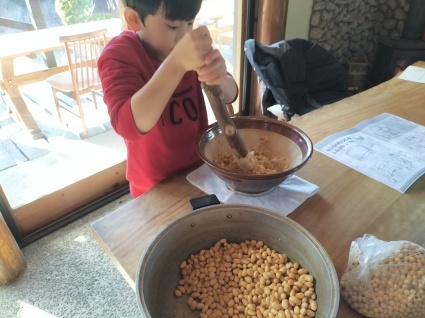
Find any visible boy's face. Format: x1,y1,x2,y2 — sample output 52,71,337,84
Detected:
139,9,195,60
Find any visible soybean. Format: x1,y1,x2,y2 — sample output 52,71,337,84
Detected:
341,241,425,318
175,239,318,318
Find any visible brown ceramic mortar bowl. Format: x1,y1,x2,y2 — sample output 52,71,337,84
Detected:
196,116,313,196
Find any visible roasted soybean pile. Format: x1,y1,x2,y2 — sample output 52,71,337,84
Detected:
175,239,318,318
213,136,290,175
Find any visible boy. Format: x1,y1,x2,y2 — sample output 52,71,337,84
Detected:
98,0,238,198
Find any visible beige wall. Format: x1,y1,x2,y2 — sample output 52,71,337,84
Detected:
285,0,313,40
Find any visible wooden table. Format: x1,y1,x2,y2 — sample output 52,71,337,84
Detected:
0,18,122,139
91,61,425,317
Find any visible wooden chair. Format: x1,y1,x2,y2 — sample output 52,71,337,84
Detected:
46,29,107,137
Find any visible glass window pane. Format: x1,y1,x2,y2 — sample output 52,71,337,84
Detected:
0,3,125,233
196,0,241,121
0,0,242,235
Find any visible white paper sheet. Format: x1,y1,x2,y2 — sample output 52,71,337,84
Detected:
186,164,319,216
398,66,425,84
315,113,425,193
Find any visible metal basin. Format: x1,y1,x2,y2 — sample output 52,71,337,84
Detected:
136,204,339,317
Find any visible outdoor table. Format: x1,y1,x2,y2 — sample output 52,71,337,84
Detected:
0,18,122,139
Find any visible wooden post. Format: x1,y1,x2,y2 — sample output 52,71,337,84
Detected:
117,0,129,30
0,186,27,285
25,0,57,68
0,214,27,285
250,0,289,116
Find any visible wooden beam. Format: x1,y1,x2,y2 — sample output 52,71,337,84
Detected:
13,65,69,86
25,0,47,29
12,161,128,236
0,18,35,31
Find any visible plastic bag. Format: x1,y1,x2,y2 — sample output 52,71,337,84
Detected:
340,234,425,318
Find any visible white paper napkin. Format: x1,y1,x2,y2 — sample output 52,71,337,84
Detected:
186,164,319,216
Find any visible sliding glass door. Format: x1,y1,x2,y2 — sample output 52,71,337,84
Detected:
0,0,246,245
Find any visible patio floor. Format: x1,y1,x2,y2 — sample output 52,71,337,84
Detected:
0,80,219,209
0,81,127,209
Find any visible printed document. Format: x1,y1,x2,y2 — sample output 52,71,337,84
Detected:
315,113,425,192
398,65,425,84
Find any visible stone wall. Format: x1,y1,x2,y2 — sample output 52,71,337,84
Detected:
308,0,412,65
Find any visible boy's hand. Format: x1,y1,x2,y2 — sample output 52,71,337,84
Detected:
172,26,213,72
197,49,228,85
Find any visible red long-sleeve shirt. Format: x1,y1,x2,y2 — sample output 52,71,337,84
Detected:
98,30,208,197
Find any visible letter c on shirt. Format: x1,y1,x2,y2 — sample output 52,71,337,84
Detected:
169,98,198,125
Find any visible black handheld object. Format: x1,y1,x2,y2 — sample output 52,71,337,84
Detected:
189,194,221,211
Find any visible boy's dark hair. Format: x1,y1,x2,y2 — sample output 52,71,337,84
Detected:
125,0,203,24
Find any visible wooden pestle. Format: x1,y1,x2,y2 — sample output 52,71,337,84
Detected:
202,83,249,158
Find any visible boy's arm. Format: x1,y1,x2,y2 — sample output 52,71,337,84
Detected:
220,74,238,105
130,26,213,133
198,49,238,104
130,57,186,133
